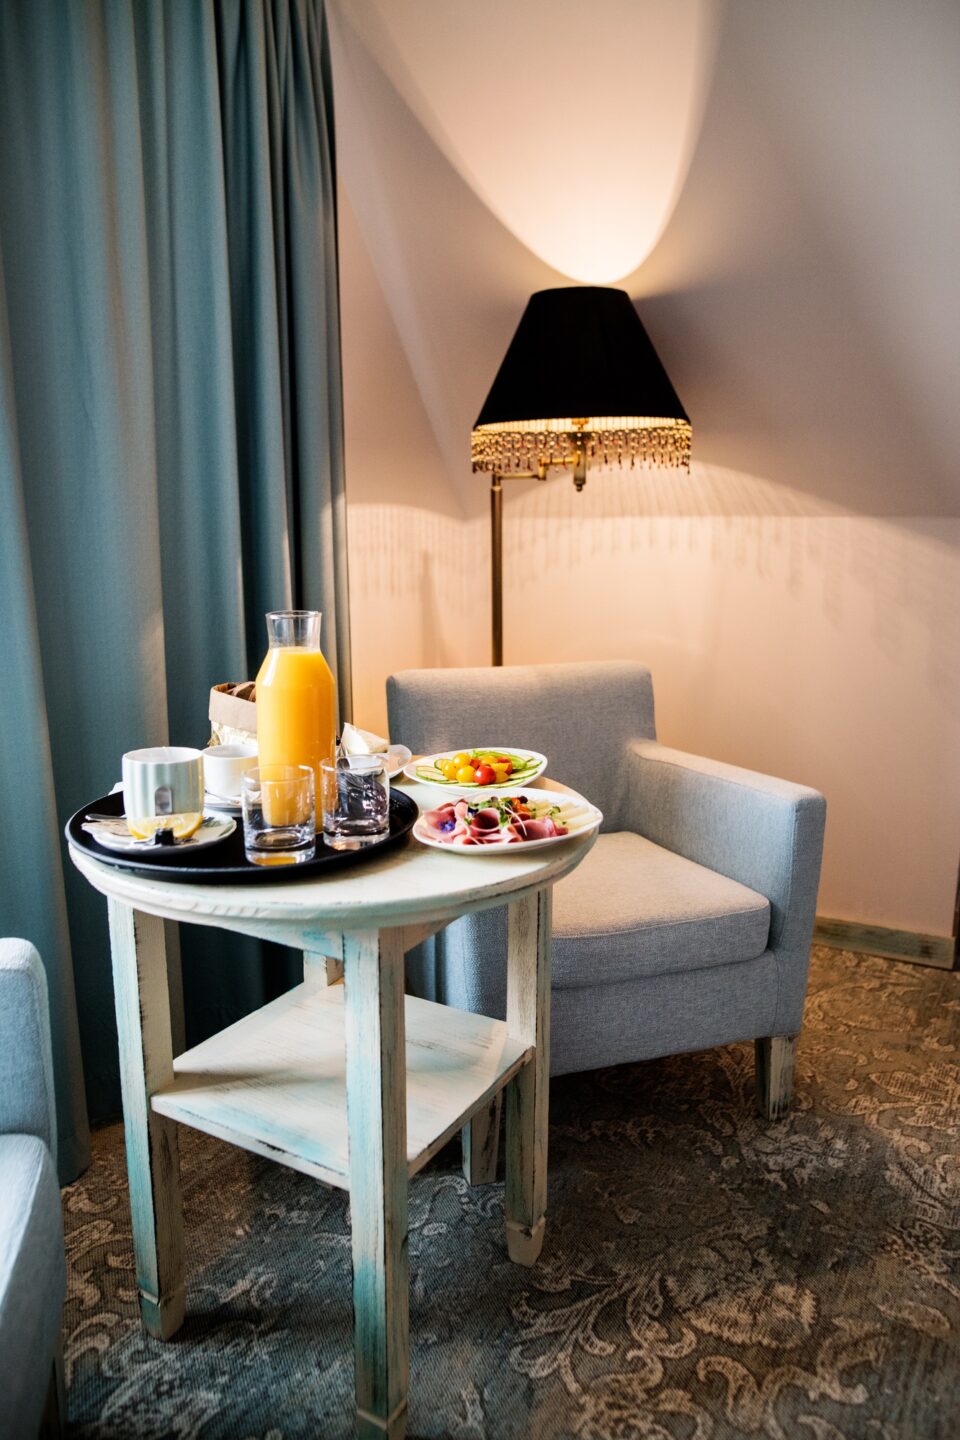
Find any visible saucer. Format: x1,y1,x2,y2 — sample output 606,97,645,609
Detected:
204,790,242,815
82,814,236,854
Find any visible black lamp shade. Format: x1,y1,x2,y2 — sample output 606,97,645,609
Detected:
474,286,688,429
471,287,690,474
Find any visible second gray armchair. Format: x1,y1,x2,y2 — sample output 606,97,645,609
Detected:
387,661,826,1174
0,938,67,1438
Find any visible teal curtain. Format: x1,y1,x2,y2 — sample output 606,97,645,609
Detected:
0,0,352,1180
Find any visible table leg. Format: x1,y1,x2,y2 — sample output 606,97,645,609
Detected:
504,887,551,1266
344,928,409,1440
462,1092,502,1184
106,900,186,1338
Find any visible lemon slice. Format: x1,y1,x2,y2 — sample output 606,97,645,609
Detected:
126,812,204,841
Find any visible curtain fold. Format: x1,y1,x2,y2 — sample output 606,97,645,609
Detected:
0,240,91,1184
0,0,350,1176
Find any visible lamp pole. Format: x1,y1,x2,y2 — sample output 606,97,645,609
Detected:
488,447,582,667
491,474,503,666
490,468,546,667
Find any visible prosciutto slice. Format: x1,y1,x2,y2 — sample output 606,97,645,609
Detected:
507,816,566,842
468,808,504,843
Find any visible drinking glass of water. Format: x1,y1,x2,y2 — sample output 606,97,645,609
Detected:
321,756,390,850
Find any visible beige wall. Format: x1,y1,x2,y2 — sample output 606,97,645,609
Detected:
333,0,960,937
338,191,473,730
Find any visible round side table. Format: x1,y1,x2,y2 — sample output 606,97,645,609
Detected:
70,778,596,1439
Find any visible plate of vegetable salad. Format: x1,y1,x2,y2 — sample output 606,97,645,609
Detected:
405,747,547,790
413,789,602,853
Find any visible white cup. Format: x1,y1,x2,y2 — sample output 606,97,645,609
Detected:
203,744,258,801
122,747,205,823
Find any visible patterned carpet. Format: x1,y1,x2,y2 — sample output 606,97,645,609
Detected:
63,948,960,1439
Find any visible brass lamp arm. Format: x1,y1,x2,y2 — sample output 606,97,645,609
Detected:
494,452,586,487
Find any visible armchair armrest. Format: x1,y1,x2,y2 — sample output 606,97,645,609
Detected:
0,939,57,1159
625,741,826,958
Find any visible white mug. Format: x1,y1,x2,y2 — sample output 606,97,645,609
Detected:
203,744,258,802
122,747,205,822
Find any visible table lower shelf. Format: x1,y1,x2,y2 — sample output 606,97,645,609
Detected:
152,980,530,1190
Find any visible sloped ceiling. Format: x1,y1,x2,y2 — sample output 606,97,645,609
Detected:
330,0,960,519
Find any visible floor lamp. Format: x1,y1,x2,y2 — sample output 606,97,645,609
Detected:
471,286,692,665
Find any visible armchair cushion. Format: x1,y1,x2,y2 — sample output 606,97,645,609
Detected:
0,1134,66,1436
552,833,770,989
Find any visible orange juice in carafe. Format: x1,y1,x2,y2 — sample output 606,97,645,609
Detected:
256,611,336,829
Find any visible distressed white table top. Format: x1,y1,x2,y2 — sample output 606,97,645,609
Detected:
69,777,597,935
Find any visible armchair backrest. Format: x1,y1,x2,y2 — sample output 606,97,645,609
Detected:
386,660,656,826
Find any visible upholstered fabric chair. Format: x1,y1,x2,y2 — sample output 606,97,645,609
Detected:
0,939,66,1437
387,662,826,1178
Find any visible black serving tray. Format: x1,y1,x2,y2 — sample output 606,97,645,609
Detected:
66,789,418,884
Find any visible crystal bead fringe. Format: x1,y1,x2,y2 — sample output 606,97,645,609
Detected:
471,423,692,474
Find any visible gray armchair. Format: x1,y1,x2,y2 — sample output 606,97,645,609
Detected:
0,939,66,1438
387,662,825,1173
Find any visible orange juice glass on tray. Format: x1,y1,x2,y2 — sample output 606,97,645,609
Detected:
255,610,336,829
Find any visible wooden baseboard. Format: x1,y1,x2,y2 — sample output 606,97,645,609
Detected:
814,917,956,971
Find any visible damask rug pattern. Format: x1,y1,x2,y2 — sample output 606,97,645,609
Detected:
64,948,960,1438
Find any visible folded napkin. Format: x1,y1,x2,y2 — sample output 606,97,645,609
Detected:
340,722,390,757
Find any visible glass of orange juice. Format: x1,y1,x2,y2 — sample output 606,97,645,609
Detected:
241,764,315,865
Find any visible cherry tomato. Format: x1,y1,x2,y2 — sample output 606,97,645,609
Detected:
495,756,513,776
440,759,458,780
475,763,496,785
452,752,472,769
456,765,477,784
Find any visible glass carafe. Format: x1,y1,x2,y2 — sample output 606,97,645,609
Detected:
255,610,337,830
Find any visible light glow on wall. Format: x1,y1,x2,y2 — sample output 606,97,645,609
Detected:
340,0,717,284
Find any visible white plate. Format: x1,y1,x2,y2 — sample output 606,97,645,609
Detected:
412,787,601,854
383,744,413,779
404,747,548,791
81,814,236,854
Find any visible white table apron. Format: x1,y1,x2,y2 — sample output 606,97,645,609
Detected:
69,778,596,1440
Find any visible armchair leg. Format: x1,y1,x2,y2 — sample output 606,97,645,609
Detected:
755,1035,797,1120
39,1338,65,1437
462,1093,502,1185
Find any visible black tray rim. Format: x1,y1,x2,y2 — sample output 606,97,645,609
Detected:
65,789,418,885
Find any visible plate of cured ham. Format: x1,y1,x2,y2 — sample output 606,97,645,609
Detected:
413,789,602,854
